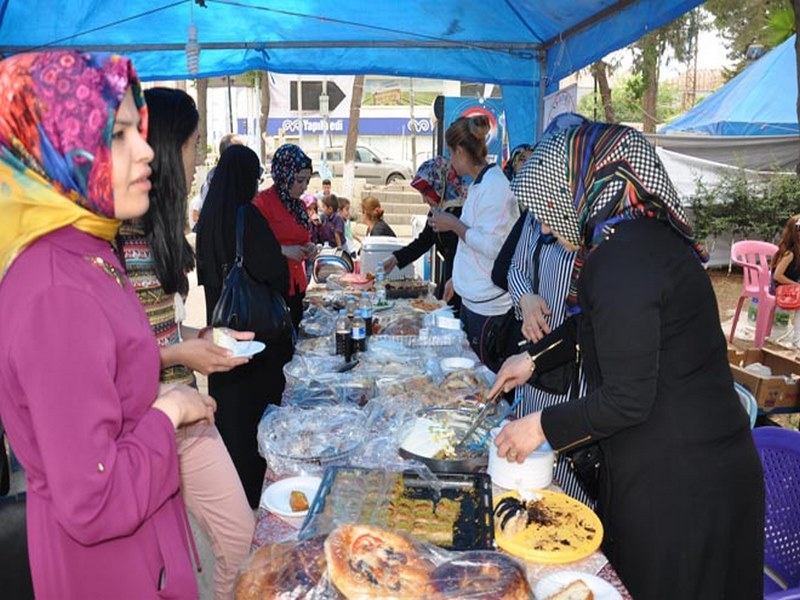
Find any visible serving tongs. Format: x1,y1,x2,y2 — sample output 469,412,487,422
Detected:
453,338,564,451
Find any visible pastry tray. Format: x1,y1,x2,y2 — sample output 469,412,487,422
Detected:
300,467,495,551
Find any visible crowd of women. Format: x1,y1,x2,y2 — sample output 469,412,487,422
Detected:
0,49,765,600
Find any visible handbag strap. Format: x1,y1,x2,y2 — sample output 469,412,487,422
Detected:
235,205,245,267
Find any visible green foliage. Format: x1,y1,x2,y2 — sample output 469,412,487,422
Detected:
689,169,800,243
577,78,683,124
765,4,796,45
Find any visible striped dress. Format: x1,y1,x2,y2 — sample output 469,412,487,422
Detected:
117,222,195,387
507,213,593,507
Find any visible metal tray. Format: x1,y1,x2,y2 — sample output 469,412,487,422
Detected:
300,467,495,551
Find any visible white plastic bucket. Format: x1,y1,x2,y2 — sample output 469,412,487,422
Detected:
487,427,554,491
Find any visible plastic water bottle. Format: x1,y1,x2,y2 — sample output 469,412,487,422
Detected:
351,312,367,353
345,295,357,320
358,292,373,336
375,264,387,305
335,309,351,358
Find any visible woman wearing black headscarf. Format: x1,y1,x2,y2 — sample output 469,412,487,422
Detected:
196,144,291,507
489,123,764,599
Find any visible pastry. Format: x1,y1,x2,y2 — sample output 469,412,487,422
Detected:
212,327,238,352
429,551,531,600
290,490,309,512
546,579,594,600
324,524,435,598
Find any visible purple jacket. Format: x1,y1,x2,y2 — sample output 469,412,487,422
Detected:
0,227,197,599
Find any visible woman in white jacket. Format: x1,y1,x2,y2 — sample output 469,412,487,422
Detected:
429,115,519,371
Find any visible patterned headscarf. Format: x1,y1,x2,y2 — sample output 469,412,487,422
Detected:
502,144,533,181
270,143,313,229
0,51,147,279
410,156,468,210
512,122,707,310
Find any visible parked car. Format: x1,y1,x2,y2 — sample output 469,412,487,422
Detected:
311,145,413,185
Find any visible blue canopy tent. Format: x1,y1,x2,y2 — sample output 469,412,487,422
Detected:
660,34,799,136
0,0,704,146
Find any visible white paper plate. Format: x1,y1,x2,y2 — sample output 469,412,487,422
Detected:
230,340,265,358
259,476,322,517
534,571,622,600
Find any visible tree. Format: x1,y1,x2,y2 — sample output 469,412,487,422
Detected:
342,75,365,200
258,71,270,164
589,61,616,122
195,78,208,166
629,11,698,133
577,76,682,125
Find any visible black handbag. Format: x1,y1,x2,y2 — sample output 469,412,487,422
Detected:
212,206,293,343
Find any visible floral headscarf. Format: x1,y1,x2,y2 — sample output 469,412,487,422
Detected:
410,156,468,210
270,143,313,229
512,122,707,310
0,51,147,279
502,144,533,181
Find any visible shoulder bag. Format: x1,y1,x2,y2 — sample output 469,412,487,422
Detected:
212,206,293,343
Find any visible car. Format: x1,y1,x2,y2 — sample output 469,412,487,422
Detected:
311,145,413,185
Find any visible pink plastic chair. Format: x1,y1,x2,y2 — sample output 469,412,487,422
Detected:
729,240,778,348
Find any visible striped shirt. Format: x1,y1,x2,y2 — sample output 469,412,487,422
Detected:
507,213,592,507
118,222,195,387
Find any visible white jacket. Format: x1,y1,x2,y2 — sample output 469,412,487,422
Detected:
453,164,519,316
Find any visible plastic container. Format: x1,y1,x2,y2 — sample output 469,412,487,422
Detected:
488,428,554,490
361,236,414,281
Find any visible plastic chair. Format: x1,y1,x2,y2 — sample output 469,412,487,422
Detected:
729,240,779,348
752,427,800,598
734,382,758,429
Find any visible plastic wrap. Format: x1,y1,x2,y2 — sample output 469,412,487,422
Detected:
300,304,338,338
281,381,340,409
258,405,367,477
236,521,531,599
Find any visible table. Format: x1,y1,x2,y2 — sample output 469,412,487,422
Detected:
252,472,633,599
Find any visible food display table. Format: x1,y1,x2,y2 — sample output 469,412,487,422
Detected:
248,290,632,598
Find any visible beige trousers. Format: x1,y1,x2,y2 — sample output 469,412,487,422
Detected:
177,423,255,599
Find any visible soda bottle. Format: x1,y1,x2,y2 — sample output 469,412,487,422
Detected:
358,292,373,336
351,313,367,353
375,264,387,305
335,309,352,358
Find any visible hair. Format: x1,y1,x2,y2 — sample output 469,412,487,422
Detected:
337,196,351,210
322,195,340,211
322,178,332,186
445,115,490,165
773,214,800,271
218,133,241,156
362,196,384,221
140,87,199,297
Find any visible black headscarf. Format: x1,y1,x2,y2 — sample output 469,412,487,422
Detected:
196,144,261,288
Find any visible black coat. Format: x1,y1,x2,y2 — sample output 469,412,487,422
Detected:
540,219,764,600
392,207,461,304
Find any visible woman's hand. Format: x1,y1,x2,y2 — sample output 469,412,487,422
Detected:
494,412,546,464
168,338,251,375
382,254,398,273
519,293,552,343
282,244,307,262
152,384,217,429
443,278,455,302
488,352,534,398
428,210,460,233
303,242,319,260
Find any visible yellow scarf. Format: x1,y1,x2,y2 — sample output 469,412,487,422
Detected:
0,159,120,281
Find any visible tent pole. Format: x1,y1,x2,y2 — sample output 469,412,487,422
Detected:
537,49,546,139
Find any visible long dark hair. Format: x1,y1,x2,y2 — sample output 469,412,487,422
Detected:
142,87,199,296
773,214,800,271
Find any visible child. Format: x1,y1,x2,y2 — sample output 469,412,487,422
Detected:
320,195,345,249
338,196,355,254
772,214,800,345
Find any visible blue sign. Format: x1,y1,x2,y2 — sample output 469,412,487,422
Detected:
267,117,434,136
442,97,506,164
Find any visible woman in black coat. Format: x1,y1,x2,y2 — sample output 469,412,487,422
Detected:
382,157,468,308
489,123,764,600
196,145,292,507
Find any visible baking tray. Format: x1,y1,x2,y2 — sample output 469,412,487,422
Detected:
300,467,494,551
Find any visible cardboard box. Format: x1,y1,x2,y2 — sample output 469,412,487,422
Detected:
728,348,800,410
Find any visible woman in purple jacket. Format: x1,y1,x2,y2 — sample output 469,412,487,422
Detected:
0,51,214,599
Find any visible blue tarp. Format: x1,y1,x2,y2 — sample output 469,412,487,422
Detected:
660,35,799,136
0,0,704,145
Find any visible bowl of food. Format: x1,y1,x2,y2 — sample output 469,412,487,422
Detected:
398,407,490,473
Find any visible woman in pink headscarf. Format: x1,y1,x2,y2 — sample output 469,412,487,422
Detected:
0,51,213,599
